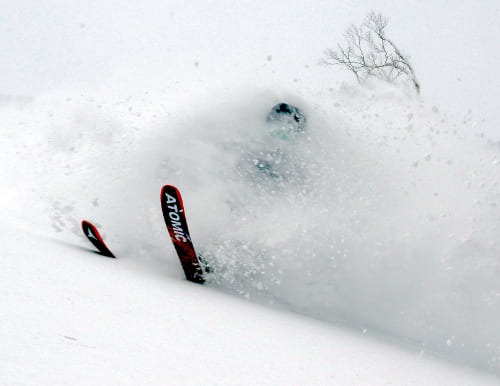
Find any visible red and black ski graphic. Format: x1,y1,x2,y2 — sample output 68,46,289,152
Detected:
161,185,204,284
81,220,116,258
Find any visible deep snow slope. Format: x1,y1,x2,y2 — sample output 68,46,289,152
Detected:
1,220,499,385
2,85,500,381
1,0,500,382
2,84,500,377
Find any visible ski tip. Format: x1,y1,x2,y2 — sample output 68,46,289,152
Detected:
161,185,185,211
81,220,116,258
161,184,180,197
160,185,206,284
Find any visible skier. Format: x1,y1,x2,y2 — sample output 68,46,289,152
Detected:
254,102,306,177
266,102,306,139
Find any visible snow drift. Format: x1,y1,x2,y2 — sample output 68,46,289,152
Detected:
2,82,499,375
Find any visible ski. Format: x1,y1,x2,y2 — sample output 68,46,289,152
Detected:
81,220,116,258
161,185,205,284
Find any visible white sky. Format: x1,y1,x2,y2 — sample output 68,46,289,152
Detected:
1,0,499,137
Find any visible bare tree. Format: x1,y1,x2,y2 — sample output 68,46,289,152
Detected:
323,11,420,94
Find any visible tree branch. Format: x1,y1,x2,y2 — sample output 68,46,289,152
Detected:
322,11,420,94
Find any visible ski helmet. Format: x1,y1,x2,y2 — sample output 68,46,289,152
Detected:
266,103,306,139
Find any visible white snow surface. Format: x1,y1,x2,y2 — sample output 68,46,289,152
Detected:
1,220,498,385
2,0,500,384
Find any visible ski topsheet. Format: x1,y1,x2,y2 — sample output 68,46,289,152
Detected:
161,185,205,284
81,220,116,258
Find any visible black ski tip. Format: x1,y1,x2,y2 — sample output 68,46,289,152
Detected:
81,220,116,258
160,185,206,284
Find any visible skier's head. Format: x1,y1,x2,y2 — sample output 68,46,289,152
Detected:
266,103,306,140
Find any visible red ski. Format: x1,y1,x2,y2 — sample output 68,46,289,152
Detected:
81,220,116,258
161,185,204,283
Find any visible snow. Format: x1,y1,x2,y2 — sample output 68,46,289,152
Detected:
2,0,500,384
2,222,498,385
